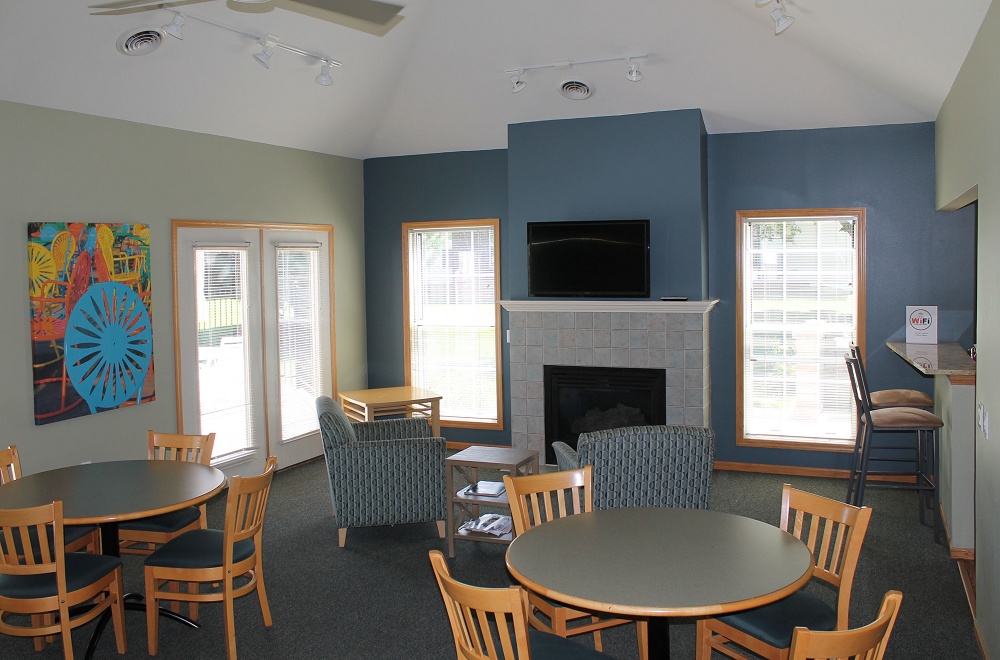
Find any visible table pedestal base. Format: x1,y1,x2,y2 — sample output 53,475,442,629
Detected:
85,593,200,660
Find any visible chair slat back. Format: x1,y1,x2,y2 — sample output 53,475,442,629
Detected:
0,501,63,580
0,445,21,485
503,466,592,536
148,430,216,465
780,484,872,629
429,550,532,660
225,456,277,550
788,590,902,660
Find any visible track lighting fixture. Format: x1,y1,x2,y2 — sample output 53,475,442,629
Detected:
506,54,647,94
162,12,185,39
626,58,642,82
510,70,526,93
254,35,277,68
755,0,794,35
315,61,334,86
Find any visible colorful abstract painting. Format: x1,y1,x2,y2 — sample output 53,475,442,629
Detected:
28,222,154,425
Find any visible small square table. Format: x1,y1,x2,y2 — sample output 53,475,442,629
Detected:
338,386,442,436
446,445,538,557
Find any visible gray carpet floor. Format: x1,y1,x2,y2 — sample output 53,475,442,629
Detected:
0,458,980,659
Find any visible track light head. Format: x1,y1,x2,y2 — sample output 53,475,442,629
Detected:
510,70,525,93
626,58,642,82
254,35,277,68
162,13,185,40
315,62,334,86
770,5,794,34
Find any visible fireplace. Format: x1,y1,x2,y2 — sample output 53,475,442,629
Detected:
544,365,666,464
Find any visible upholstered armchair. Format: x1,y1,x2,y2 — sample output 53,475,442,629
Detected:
551,424,715,510
316,396,447,547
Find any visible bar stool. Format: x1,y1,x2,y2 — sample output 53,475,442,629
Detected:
845,353,943,542
845,344,933,504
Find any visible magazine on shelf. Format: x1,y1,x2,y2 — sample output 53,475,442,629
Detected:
458,514,513,536
459,480,505,497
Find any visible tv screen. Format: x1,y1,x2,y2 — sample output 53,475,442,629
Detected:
527,219,650,298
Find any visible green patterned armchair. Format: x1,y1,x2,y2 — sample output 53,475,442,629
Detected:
552,425,715,510
316,396,447,547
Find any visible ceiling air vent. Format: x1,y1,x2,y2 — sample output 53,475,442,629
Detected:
559,80,593,100
116,28,164,56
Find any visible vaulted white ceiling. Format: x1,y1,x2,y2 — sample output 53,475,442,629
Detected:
0,0,991,159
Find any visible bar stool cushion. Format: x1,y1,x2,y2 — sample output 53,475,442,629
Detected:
714,590,838,649
0,553,121,599
145,529,255,569
869,407,943,429
119,506,201,533
870,389,933,409
528,628,611,658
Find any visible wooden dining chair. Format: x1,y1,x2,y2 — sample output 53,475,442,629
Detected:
503,467,647,659
788,591,903,660
118,430,216,555
0,500,127,659
0,445,101,554
143,456,277,660
428,550,609,660
695,484,873,660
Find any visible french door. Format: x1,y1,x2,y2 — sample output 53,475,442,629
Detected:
173,221,335,479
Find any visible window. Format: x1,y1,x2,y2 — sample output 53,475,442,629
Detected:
737,209,865,449
174,222,334,478
403,219,502,429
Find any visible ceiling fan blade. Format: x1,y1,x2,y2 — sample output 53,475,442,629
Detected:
90,0,213,14
290,0,402,25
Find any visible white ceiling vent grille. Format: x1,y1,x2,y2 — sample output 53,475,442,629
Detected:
116,28,163,56
559,80,593,100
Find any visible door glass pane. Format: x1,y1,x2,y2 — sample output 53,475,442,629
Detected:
195,248,254,458
276,246,322,441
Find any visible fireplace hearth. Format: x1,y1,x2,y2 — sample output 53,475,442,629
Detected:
544,365,666,464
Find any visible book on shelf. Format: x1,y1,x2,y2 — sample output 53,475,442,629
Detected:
459,480,505,497
458,514,513,536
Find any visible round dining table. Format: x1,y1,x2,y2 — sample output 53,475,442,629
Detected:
0,459,227,659
505,507,814,659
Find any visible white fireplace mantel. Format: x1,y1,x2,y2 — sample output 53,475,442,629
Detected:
499,299,719,314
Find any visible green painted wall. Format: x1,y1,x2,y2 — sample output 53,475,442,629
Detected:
936,0,999,654
0,100,366,474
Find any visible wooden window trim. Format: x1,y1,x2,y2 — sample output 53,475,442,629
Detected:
735,208,866,451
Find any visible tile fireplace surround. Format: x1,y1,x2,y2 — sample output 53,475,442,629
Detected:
499,299,719,465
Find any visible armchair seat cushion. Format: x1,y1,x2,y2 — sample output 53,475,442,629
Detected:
714,590,838,649
119,506,201,533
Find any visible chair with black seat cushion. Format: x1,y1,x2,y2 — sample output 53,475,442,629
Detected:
143,456,276,660
118,430,216,555
788,590,902,660
0,500,127,659
695,484,873,660
503,466,647,659
428,550,610,660
845,353,943,542
0,445,100,555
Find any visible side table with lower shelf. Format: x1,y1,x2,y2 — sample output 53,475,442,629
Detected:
446,446,538,557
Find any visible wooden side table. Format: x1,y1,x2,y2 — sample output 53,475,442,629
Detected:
338,386,442,436
446,446,538,557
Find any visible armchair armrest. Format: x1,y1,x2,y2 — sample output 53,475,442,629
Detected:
551,441,580,471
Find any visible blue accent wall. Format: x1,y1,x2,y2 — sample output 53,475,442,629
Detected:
363,150,509,445
708,123,976,467
506,110,709,300
362,119,976,466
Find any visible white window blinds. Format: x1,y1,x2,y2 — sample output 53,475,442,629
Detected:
740,213,862,444
195,247,254,459
276,246,323,442
406,222,499,425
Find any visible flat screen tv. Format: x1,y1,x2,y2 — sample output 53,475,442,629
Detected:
527,219,650,298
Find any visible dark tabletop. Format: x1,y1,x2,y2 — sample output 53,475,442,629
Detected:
0,460,226,524
506,507,813,618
